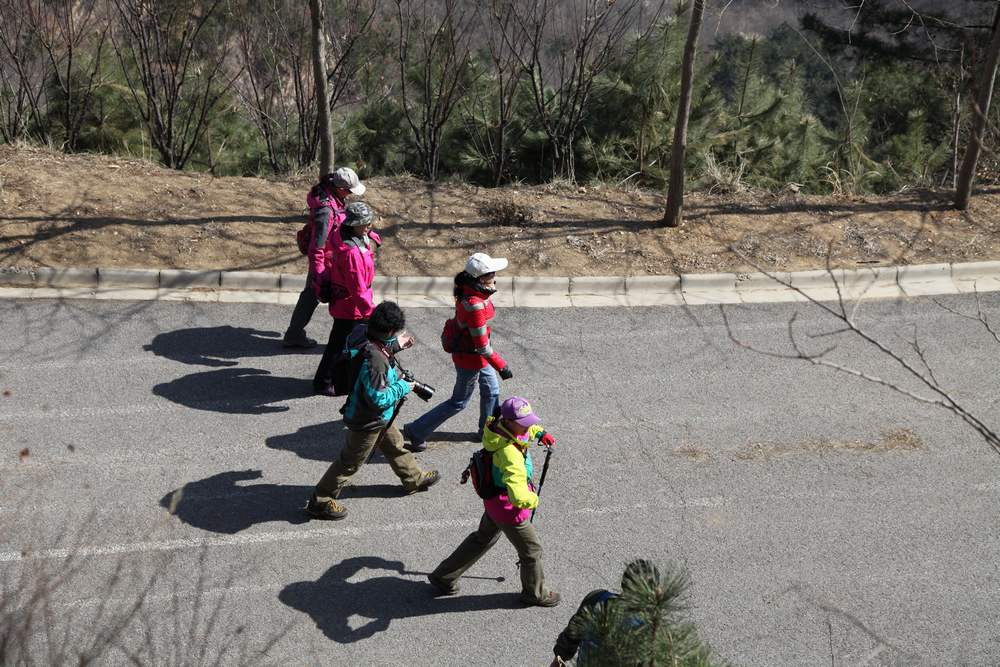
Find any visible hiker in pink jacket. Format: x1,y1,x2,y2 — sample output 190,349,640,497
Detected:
283,167,365,349
313,202,379,395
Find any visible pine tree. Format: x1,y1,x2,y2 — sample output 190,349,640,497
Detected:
568,561,722,667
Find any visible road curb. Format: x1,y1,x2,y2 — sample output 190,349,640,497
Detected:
1,262,999,307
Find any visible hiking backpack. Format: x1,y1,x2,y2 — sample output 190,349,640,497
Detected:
460,449,503,499
330,326,369,397
440,316,470,354
296,222,312,255
440,299,479,354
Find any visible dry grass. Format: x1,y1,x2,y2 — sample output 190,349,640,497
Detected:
2,144,1000,277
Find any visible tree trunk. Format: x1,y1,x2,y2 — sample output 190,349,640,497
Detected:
662,0,704,228
309,0,333,178
955,2,1000,210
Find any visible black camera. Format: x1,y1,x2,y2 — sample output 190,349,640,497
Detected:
401,369,435,402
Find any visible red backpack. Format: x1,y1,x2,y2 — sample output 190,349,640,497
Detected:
296,222,312,255
460,449,502,499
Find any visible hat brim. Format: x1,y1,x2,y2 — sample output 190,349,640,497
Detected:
477,257,508,275
511,412,541,428
349,182,366,196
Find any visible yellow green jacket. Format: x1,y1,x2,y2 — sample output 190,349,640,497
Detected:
482,416,544,523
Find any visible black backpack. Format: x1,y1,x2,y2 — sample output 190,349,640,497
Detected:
330,325,369,397
461,448,503,499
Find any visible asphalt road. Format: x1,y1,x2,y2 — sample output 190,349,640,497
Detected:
2,295,999,666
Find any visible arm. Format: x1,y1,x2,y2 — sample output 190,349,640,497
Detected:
308,201,333,277
460,299,507,371
493,446,538,509
553,590,613,662
360,361,410,410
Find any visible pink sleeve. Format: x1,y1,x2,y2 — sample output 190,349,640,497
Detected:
340,249,369,310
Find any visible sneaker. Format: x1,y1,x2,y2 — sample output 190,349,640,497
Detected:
402,425,427,452
521,590,561,608
404,470,440,494
427,573,460,596
305,494,347,520
283,334,317,349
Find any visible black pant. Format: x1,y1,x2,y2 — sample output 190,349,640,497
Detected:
314,317,363,390
285,282,319,340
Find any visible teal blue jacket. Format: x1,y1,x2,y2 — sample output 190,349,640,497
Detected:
342,339,410,431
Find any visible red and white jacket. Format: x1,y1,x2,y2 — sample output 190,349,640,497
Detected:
452,284,508,372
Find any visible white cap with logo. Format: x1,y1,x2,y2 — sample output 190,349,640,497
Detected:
331,167,366,196
465,252,508,278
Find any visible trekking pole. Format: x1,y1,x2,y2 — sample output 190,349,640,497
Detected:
333,396,406,500
530,444,553,523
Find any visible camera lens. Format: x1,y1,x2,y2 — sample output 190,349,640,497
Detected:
412,382,435,402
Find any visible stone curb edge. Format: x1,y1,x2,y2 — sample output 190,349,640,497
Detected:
0,261,998,307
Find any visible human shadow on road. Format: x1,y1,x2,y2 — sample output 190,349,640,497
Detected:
279,556,521,643
144,325,321,367
153,367,314,414
161,470,415,533
265,421,394,466
265,421,345,462
160,470,311,533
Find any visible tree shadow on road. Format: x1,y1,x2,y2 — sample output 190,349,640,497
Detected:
279,556,521,644
161,470,414,534
144,325,321,367
153,367,314,414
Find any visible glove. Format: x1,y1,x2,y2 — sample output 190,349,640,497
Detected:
498,366,513,380
538,431,555,448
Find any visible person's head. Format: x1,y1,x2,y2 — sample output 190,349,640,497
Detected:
343,201,375,237
367,301,406,342
454,252,508,297
499,396,540,435
320,166,366,199
621,559,661,595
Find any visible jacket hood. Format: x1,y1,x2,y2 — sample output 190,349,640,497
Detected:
482,417,526,453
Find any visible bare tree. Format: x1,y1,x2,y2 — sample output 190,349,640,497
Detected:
955,1,1000,209
233,1,311,173
723,257,1000,458
21,0,109,151
662,0,704,227
394,0,478,181
0,0,50,143
309,0,333,175
501,0,639,183
109,0,241,170
457,0,528,186
229,0,381,175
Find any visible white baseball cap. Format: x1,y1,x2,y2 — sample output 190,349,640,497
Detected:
465,252,508,277
331,167,366,196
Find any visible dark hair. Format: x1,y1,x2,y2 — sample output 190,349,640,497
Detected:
367,301,406,340
621,559,661,594
453,270,476,299
310,173,338,198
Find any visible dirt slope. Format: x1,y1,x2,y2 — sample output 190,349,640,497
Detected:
3,144,999,276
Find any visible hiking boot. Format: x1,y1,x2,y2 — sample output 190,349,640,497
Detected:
521,590,561,608
283,334,317,349
402,425,427,452
404,470,440,494
313,382,336,397
305,494,347,520
427,573,460,596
